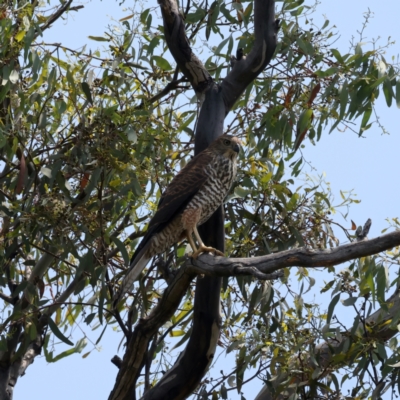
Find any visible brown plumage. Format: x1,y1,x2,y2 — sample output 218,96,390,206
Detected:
114,135,241,305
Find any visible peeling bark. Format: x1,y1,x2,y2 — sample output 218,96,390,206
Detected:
6,335,42,400
158,0,212,93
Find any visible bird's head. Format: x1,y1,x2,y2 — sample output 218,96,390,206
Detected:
211,135,242,160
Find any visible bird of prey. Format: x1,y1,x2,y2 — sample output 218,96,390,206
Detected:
114,135,241,305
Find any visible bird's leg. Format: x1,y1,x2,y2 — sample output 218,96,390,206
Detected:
186,230,199,254
191,226,224,259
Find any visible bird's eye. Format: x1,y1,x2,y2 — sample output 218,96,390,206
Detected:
223,139,231,146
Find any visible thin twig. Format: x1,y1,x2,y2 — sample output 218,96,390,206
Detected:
39,0,74,33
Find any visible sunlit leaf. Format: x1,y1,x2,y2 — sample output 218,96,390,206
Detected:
152,56,172,71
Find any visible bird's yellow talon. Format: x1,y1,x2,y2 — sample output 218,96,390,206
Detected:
191,245,224,259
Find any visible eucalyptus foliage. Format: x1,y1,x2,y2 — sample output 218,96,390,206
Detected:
0,0,399,399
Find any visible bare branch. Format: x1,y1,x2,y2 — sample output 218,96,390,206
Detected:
108,267,196,400
0,292,12,305
221,0,280,111
38,0,74,34
26,251,55,284
7,335,43,399
158,0,212,93
188,229,400,277
111,356,122,369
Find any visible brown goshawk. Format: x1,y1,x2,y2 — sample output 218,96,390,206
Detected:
114,135,241,305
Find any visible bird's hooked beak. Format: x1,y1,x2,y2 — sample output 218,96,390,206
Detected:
233,143,241,154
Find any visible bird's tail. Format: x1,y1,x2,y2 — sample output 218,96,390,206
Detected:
113,251,151,307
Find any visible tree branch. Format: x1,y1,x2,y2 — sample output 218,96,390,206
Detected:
158,0,212,93
0,293,12,305
108,267,196,400
221,0,280,111
187,229,400,276
109,211,399,398
254,284,400,400
38,0,74,34
7,334,42,399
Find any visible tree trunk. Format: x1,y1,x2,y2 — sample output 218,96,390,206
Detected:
109,0,279,398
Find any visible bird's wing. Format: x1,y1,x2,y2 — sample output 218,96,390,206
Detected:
113,150,213,306
129,150,213,266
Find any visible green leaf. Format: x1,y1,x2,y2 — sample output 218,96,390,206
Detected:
185,8,206,24
360,107,372,133
147,37,160,55
320,280,335,293
152,56,172,71
284,1,305,11
221,384,228,400
339,81,348,118
330,48,344,63
297,108,313,135
234,186,251,198
81,82,93,104
88,36,110,42
215,36,230,55
375,267,387,304
0,132,6,149
383,77,393,107
95,324,107,345
342,296,358,306
51,338,87,363
327,293,340,324
131,175,142,196
112,236,129,266
220,3,236,23
206,1,219,40
314,67,337,78
47,317,74,346
140,8,150,25
28,322,37,341
236,345,246,393
396,81,400,109
76,249,94,278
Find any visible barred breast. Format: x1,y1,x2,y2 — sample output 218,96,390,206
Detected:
186,153,237,225
145,152,237,258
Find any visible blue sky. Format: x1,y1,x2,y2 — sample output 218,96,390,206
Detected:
14,0,400,399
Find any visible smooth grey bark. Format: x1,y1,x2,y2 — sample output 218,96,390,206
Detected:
221,0,280,110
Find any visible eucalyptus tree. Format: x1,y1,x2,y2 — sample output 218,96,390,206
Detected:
0,0,399,399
